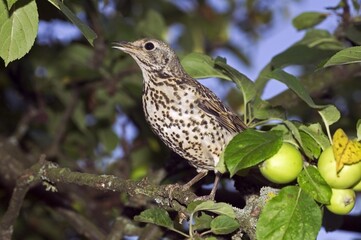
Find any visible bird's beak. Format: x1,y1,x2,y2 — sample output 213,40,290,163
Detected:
112,41,136,53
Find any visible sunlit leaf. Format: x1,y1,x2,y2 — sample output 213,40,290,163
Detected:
283,120,302,147
323,46,361,67
6,0,17,9
299,124,331,151
268,70,341,129
224,129,283,176
47,0,97,46
297,166,332,204
193,212,212,231
357,119,361,141
270,30,342,68
187,200,236,219
0,0,38,66
134,208,174,229
318,105,340,129
181,53,231,80
256,186,322,240
267,69,319,109
299,131,321,159
210,215,240,235
332,128,361,172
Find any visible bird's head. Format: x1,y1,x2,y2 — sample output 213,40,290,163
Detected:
113,38,182,76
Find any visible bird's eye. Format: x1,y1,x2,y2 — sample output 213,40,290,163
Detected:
144,42,155,50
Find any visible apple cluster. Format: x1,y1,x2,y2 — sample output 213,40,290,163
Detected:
258,143,360,215
318,147,361,215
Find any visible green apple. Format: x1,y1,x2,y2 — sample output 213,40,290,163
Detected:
326,188,356,215
353,179,361,191
318,147,361,189
259,143,303,184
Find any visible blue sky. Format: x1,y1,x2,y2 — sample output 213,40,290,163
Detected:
199,0,342,100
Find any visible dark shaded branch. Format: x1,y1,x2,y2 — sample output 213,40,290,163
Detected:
0,160,43,239
9,106,38,145
0,155,198,239
269,64,361,109
57,208,106,240
46,89,80,158
106,217,143,240
41,161,197,207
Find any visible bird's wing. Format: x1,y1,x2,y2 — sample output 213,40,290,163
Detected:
195,84,246,133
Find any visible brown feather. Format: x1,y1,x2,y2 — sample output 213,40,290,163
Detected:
194,81,246,133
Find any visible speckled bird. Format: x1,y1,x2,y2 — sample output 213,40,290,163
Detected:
113,39,246,199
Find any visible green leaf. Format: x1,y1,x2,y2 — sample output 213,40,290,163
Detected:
215,59,256,106
252,97,286,120
187,201,236,219
216,150,227,173
193,212,212,231
266,69,320,109
256,186,322,240
292,12,328,30
0,0,38,66
181,53,231,80
269,70,341,131
271,124,295,144
284,121,302,147
297,166,332,204
6,0,17,9
210,215,240,235
224,129,283,176
318,105,340,129
98,128,119,153
270,30,342,68
297,29,342,50
299,124,331,151
271,45,339,69
282,121,320,159
299,131,321,159
47,0,97,46
357,119,361,141
72,101,87,133
134,208,174,229
323,46,361,67
136,9,167,39
352,0,360,11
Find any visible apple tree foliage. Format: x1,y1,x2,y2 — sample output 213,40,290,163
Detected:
1,0,361,239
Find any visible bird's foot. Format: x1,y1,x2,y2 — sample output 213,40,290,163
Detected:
165,184,216,203
165,183,185,201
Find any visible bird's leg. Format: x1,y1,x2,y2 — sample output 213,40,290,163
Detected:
207,172,221,200
182,171,208,191
166,171,208,201
185,171,221,201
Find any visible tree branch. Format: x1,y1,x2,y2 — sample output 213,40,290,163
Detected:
0,155,198,239
0,160,42,239
269,65,361,109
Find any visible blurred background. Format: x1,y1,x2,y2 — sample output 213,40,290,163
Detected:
1,0,361,239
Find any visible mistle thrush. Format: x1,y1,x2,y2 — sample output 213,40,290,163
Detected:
113,39,246,199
